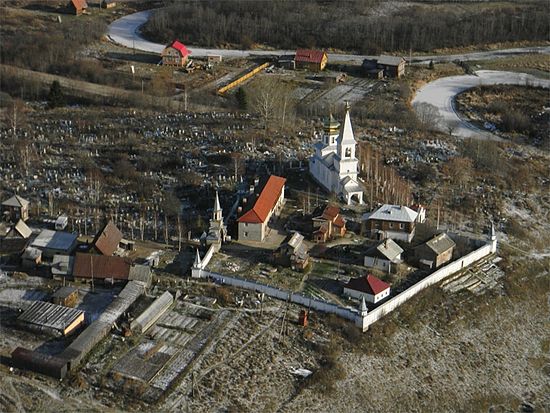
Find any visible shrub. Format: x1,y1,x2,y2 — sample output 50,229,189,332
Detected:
501,109,531,134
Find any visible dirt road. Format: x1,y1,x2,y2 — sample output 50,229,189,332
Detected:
412,70,550,140
107,10,550,63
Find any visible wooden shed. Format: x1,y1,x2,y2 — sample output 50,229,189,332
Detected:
52,286,79,308
67,0,88,15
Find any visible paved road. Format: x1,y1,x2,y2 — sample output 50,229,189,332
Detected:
107,10,550,63
412,70,550,140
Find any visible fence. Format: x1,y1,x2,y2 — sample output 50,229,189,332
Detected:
200,270,359,321
357,241,495,330
217,62,269,94
197,237,496,331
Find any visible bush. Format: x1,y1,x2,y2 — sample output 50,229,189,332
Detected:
501,109,531,134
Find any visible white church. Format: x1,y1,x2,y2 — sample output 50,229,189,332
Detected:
309,104,364,205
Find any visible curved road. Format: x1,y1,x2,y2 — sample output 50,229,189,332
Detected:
107,10,550,63
107,10,550,139
412,70,550,139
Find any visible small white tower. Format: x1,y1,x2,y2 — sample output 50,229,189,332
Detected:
193,249,202,268
213,190,223,222
359,296,368,317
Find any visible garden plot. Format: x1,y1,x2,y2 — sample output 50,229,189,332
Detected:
296,78,376,107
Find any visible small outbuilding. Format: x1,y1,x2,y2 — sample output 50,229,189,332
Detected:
67,0,88,15
11,347,68,380
100,0,116,8
364,238,403,272
273,232,310,271
2,195,29,222
343,274,390,304
52,286,79,307
415,232,456,269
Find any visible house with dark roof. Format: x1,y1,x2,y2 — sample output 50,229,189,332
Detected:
295,49,328,71
273,232,310,271
343,274,391,304
91,221,122,256
237,175,286,242
363,204,419,242
312,205,346,243
67,0,88,15
362,55,406,78
364,238,403,272
162,40,191,67
415,232,456,269
2,195,29,222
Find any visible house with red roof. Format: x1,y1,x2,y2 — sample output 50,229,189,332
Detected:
162,40,191,67
237,175,286,242
312,204,346,243
67,0,88,15
295,49,328,71
343,274,391,304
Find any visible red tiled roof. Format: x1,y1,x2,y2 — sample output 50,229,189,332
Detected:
73,253,130,280
322,205,340,221
238,175,286,224
169,40,190,57
70,0,88,10
295,49,326,64
92,221,122,256
345,274,390,295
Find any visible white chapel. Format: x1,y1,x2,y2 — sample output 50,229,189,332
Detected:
309,105,364,205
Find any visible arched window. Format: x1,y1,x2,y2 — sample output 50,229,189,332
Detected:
345,147,351,158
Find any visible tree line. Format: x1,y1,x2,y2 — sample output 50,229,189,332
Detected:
143,0,548,53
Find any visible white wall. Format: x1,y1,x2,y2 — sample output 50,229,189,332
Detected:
357,243,493,331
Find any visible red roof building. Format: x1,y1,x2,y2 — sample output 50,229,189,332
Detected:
312,204,346,243
67,0,88,15
237,175,286,242
162,40,191,67
73,253,131,283
343,274,391,304
295,49,328,71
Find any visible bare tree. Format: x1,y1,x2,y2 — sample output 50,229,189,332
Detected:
413,102,442,131
247,77,294,133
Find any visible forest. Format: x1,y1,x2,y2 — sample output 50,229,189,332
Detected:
142,0,548,53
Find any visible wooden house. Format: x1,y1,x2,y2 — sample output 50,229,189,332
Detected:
162,40,191,67
312,205,346,243
415,233,456,269
363,204,418,243
362,55,406,78
51,286,79,308
273,232,310,271
2,195,29,222
295,49,328,71
67,0,88,15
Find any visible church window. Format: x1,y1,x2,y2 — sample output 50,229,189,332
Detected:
345,147,351,157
